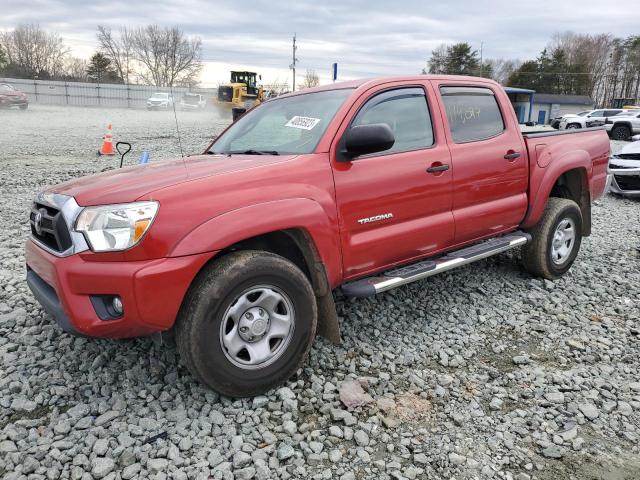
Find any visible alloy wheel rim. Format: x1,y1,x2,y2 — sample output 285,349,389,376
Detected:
219,285,295,369
550,217,576,265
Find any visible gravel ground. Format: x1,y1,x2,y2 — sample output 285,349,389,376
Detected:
1,105,639,480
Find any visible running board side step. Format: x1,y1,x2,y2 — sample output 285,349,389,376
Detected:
341,231,531,298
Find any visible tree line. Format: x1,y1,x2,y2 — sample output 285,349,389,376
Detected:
426,32,640,107
0,24,203,87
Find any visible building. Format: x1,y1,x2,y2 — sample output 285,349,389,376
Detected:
505,87,535,124
504,88,594,125
531,94,594,125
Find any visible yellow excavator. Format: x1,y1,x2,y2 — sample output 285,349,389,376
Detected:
215,71,264,110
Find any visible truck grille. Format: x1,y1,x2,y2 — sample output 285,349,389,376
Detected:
218,86,233,102
29,202,73,253
614,175,640,191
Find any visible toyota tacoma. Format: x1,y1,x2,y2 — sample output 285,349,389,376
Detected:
26,76,610,397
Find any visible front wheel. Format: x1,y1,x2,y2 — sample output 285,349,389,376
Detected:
175,251,317,397
566,123,581,129
522,198,583,280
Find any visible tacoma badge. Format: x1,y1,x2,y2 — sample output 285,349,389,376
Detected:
357,213,394,225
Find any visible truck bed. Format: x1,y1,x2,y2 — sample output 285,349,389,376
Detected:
521,126,610,230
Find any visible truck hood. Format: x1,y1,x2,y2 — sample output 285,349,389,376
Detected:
50,154,297,205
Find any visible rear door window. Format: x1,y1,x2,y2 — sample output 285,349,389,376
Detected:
440,86,505,143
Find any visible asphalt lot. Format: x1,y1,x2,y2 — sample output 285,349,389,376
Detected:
0,104,639,480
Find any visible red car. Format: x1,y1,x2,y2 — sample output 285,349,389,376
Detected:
0,83,28,109
25,75,610,397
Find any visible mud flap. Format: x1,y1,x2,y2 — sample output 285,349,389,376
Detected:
316,292,341,344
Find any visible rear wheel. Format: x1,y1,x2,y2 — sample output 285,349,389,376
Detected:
522,198,583,280
566,123,581,129
175,251,317,397
19,104,28,110
611,125,631,141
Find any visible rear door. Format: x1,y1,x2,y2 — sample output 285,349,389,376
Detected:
432,82,528,244
331,82,454,278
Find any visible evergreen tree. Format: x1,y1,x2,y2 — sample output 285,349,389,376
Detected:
86,52,121,83
445,43,480,75
426,43,480,76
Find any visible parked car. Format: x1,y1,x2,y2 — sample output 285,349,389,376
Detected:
559,109,624,130
605,109,640,140
608,135,640,196
0,83,28,109
25,75,610,397
550,110,591,129
179,93,206,110
146,92,173,110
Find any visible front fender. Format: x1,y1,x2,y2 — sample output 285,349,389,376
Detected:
522,150,591,229
170,198,342,286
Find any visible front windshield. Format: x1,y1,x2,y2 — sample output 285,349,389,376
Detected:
577,111,590,116
0,84,15,92
209,88,353,155
152,93,168,98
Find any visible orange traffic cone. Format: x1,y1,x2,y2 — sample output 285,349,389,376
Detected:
99,124,115,156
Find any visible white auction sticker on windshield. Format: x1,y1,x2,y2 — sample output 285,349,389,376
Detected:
285,116,321,130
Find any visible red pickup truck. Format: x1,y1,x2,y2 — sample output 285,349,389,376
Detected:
26,76,610,397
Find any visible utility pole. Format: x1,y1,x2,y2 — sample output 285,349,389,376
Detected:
479,41,484,78
290,33,298,91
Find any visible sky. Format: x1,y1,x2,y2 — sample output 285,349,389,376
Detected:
1,0,639,87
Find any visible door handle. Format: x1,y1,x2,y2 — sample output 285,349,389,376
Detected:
426,164,450,173
504,151,521,160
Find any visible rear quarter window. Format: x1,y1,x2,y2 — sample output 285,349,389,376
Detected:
440,86,505,143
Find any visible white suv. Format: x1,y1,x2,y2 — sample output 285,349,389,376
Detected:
146,92,174,110
605,110,640,140
559,109,623,130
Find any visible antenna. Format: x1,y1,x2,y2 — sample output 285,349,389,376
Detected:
169,84,184,157
289,33,298,91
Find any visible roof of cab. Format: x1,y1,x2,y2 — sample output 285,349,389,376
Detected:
276,75,501,99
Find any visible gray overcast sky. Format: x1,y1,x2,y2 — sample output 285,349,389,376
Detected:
1,0,639,86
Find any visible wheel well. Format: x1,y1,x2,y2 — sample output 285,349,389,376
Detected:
549,168,591,236
613,122,631,130
216,229,341,344
219,229,330,296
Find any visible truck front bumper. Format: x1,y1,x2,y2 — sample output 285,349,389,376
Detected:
25,239,214,338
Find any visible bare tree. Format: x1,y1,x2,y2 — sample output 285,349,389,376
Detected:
0,24,68,78
300,69,320,89
131,25,202,87
482,58,522,84
63,57,88,81
97,26,135,84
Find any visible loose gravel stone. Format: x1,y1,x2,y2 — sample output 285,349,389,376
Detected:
0,110,638,480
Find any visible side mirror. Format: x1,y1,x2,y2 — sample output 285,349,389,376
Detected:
343,123,395,159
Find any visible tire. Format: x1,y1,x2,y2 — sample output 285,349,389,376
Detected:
19,104,28,110
611,125,631,141
566,123,581,129
522,198,583,280
175,250,317,397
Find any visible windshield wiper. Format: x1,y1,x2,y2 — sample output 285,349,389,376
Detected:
227,149,280,155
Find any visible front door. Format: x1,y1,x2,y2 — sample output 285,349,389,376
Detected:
433,82,528,244
331,83,454,279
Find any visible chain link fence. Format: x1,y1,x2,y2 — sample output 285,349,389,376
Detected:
0,77,218,109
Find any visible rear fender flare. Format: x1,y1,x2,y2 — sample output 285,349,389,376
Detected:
522,151,591,229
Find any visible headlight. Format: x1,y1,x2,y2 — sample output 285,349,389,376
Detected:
75,201,159,252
